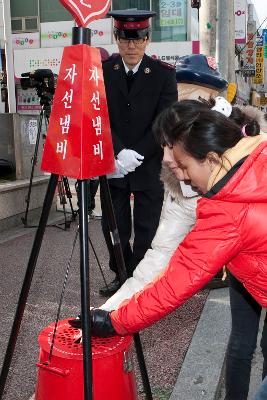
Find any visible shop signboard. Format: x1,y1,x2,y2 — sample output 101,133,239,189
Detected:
159,0,186,27
100,41,194,66
254,34,264,85
263,29,267,58
14,40,195,84
242,20,256,77
234,0,247,44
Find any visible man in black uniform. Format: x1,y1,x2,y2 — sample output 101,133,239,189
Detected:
100,9,178,296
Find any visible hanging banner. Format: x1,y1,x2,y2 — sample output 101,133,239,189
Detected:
253,34,264,85
41,44,115,179
12,32,40,49
41,21,74,48
159,0,186,27
242,20,256,77
14,47,63,78
90,18,113,45
234,0,247,44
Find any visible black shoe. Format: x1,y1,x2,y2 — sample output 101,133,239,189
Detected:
99,278,120,297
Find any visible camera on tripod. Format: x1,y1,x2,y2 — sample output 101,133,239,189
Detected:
20,69,57,108
19,69,76,229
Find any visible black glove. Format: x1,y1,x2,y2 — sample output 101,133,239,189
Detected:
68,309,116,338
91,309,116,337
68,314,82,329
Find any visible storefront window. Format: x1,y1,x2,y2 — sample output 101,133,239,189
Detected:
112,1,150,11
152,0,187,42
10,0,38,18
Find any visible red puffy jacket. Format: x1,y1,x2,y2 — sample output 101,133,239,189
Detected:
111,140,267,335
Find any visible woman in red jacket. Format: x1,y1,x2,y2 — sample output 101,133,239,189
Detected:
89,100,267,332
76,100,267,398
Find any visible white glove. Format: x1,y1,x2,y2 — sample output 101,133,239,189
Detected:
107,159,128,179
117,149,144,172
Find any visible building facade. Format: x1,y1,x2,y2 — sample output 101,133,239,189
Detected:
1,0,199,114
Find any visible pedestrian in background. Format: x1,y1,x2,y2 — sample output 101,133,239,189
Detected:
99,9,177,296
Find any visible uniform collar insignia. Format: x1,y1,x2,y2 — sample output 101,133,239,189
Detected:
113,64,120,70
144,67,151,74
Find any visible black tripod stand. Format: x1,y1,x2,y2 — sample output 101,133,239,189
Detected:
21,97,76,229
0,27,153,400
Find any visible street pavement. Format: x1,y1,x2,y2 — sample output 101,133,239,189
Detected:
0,191,264,400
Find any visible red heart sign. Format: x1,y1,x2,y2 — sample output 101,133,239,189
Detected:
60,0,111,27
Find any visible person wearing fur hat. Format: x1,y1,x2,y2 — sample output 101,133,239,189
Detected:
101,55,228,310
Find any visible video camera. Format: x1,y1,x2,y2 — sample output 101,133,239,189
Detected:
20,69,57,105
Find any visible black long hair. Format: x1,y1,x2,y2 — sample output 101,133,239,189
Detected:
154,100,260,161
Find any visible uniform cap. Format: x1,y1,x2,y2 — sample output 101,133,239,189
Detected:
108,10,156,39
176,54,228,90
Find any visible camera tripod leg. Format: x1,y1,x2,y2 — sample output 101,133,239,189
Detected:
88,236,109,289
99,176,153,400
21,108,45,227
52,176,78,230
62,176,77,221
0,174,59,399
55,177,71,230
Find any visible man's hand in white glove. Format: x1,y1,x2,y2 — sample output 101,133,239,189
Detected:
107,159,128,179
117,149,144,172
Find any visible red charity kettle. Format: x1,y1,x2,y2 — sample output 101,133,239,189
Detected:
35,319,138,399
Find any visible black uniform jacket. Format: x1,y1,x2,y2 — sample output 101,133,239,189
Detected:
103,53,178,191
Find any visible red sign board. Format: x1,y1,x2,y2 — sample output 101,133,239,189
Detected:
41,44,115,179
60,0,111,27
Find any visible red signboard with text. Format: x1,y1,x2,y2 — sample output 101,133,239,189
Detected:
41,44,115,179
59,0,111,27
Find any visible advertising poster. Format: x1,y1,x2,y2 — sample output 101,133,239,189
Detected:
16,87,41,114
159,0,186,27
14,47,64,78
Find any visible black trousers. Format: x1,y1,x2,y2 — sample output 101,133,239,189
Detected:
225,274,267,400
76,179,99,212
101,182,164,277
